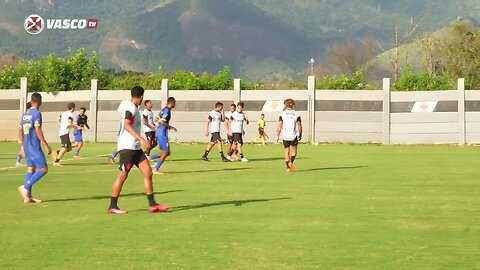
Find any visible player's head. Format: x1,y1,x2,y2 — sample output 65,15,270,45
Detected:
131,86,145,105
144,100,152,110
214,102,223,112
26,102,32,110
67,102,76,112
30,93,42,108
260,113,265,119
284,99,295,109
167,97,176,109
237,102,244,112
230,103,236,112
79,107,86,115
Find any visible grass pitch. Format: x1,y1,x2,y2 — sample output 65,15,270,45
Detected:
0,142,478,269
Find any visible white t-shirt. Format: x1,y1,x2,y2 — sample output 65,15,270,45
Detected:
230,111,247,133
59,111,74,136
279,109,301,141
142,108,155,133
117,101,142,151
209,110,223,133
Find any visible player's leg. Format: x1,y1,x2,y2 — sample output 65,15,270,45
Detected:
153,137,169,174
108,150,131,214
289,141,298,172
235,134,248,162
260,131,266,146
216,139,229,162
108,150,119,163
54,135,72,166
201,142,215,161
19,151,48,203
226,135,234,160
137,157,170,212
283,141,292,172
73,132,83,158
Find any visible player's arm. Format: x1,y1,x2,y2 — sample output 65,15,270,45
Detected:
142,114,155,130
34,115,52,155
156,111,177,132
123,111,148,147
221,110,225,122
84,116,90,129
297,117,303,141
205,116,211,137
18,125,23,144
71,117,81,130
277,116,283,142
245,115,250,125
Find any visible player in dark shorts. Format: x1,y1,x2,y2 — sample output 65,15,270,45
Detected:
225,103,236,160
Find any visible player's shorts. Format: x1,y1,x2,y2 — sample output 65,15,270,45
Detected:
283,138,299,148
74,131,83,143
210,132,222,143
227,134,234,144
118,149,147,173
233,133,243,145
258,128,265,135
145,131,156,142
25,149,47,169
60,134,72,148
157,135,170,151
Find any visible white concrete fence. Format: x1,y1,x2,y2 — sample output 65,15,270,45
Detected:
1,77,479,145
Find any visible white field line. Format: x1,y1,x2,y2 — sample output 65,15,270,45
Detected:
0,154,111,172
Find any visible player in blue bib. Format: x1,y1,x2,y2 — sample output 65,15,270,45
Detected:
149,97,177,174
18,93,52,204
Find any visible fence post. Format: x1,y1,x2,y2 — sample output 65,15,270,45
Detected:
234,78,241,104
90,79,98,143
308,76,316,144
19,77,28,115
458,78,466,145
382,78,391,144
161,79,169,107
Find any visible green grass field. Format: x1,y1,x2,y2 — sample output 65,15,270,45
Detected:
0,142,478,269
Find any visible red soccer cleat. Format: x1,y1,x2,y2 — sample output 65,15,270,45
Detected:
288,162,294,173
149,204,170,213
108,157,115,164
108,208,128,214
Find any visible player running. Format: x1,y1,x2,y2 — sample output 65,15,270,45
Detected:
225,103,236,160
149,97,177,175
277,99,302,173
53,103,79,166
15,102,32,167
252,113,269,145
201,102,229,162
230,102,250,162
17,93,52,204
142,100,157,156
73,107,90,158
108,86,169,214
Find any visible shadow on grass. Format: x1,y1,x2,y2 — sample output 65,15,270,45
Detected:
295,165,367,172
171,168,251,174
44,189,184,203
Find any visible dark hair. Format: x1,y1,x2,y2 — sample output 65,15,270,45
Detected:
30,92,42,104
237,102,245,108
26,102,32,110
131,86,145,98
144,100,151,106
284,98,295,108
230,103,236,108
167,97,176,104
80,107,87,112
215,102,223,108
68,102,76,110
261,114,265,116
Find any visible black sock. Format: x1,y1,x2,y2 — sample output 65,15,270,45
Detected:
290,156,296,163
285,161,290,168
203,150,210,157
55,158,60,163
219,151,226,158
147,194,157,207
109,196,119,209
240,153,244,159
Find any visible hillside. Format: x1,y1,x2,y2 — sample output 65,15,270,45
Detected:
0,0,479,80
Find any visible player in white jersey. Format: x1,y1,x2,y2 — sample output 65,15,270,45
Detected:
201,102,229,162
108,86,170,214
224,103,236,160
142,100,157,156
53,103,79,167
277,99,302,173
229,102,250,162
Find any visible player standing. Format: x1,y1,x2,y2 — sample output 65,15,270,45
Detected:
225,103,236,160
230,102,249,162
149,97,177,175
17,93,52,203
73,107,90,158
277,99,302,173
201,102,229,162
15,102,32,167
142,100,157,156
252,114,269,145
53,103,78,166
108,86,169,214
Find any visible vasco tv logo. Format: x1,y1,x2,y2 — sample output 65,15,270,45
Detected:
24,14,98,35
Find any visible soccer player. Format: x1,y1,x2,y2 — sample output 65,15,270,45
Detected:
108,86,169,214
73,107,90,158
224,103,236,160
230,102,250,162
53,103,79,166
252,113,269,145
142,100,157,156
277,98,302,173
17,93,52,203
149,97,177,175
201,102,229,162
15,102,32,167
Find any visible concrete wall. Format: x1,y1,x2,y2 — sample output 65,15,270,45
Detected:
1,77,479,145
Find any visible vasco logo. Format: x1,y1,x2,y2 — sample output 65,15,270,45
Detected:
24,14,98,35
24,14,45,35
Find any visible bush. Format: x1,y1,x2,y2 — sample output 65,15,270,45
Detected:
316,71,368,90
395,66,455,91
